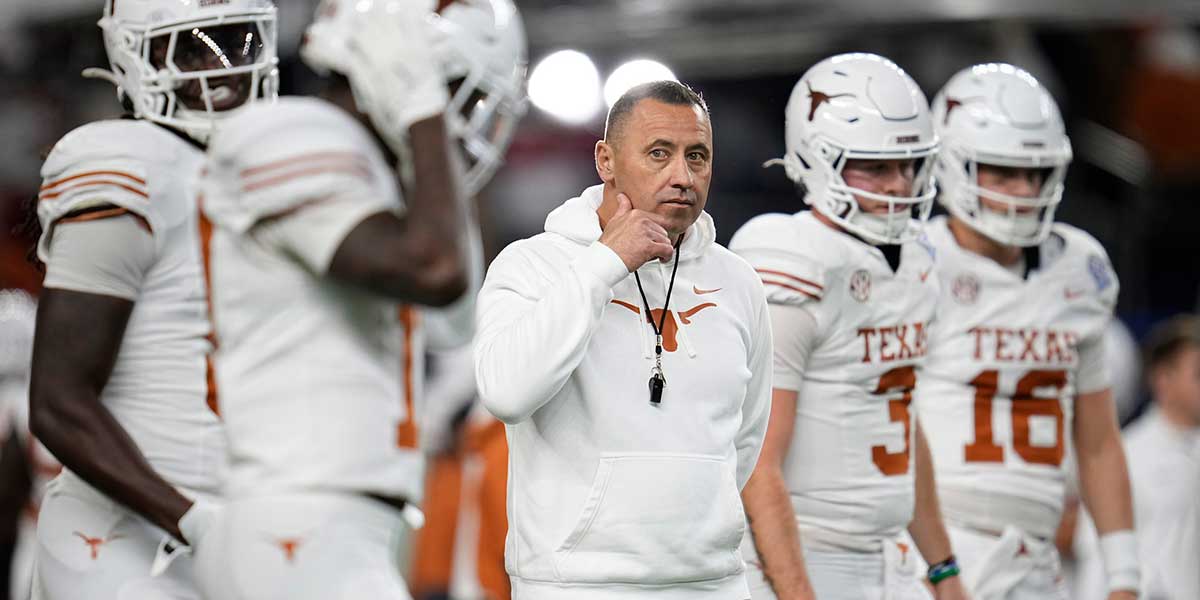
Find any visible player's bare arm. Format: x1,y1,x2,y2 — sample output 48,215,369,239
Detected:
906,422,969,600
29,290,193,541
329,114,468,307
742,388,816,600
1073,388,1138,600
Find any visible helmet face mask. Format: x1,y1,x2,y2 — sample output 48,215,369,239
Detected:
775,53,939,245
434,0,528,196
817,147,937,244
99,0,280,143
147,22,269,113
302,0,527,196
932,63,1072,247
964,159,1064,244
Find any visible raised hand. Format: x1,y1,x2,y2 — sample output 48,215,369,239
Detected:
599,193,677,272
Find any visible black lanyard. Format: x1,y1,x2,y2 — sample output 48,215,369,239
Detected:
633,235,684,404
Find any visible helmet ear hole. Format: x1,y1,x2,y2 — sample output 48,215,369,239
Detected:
795,152,811,170
816,142,833,161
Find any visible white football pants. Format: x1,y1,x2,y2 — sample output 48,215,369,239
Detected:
949,525,1069,600
193,491,414,600
32,471,202,600
744,536,931,600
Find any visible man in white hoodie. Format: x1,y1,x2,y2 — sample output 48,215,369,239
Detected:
474,80,773,600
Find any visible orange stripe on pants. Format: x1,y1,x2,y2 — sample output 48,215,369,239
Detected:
410,451,463,598
469,419,510,600
410,418,510,600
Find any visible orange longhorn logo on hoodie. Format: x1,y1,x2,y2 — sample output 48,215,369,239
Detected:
610,300,718,352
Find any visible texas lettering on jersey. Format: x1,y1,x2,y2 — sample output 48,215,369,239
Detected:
857,322,930,363
967,326,1078,365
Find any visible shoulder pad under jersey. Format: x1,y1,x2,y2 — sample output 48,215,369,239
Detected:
1048,223,1119,310
202,97,394,234
38,120,199,261
730,212,828,307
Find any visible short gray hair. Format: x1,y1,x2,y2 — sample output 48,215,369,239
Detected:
604,80,709,144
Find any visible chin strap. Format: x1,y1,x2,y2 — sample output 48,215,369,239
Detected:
82,67,121,88
762,153,806,185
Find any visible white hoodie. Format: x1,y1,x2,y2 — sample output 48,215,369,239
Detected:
474,184,772,600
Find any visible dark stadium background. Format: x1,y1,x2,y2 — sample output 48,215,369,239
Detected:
2,0,1197,419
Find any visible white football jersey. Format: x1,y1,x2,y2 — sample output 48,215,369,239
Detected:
37,120,223,496
201,97,424,501
731,211,939,549
916,216,1118,539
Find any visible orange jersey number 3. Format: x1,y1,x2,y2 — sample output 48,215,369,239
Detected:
871,366,916,476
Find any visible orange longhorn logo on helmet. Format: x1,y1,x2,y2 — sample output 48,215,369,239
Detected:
805,81,854,122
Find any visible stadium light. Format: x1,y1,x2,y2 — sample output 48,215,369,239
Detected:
528,49,602,125
603,59,677,108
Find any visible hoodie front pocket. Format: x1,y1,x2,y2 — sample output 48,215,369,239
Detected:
554,452,745,585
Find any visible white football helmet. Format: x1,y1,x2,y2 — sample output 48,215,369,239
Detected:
90,0,279,144
770,53,938,245
304,0,527,196
931,63,1072,247
433,0,528,196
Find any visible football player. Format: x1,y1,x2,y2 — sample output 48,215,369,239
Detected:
916,63,1139,600
404,2,527,599
192,0,476,597
27,2,278,598
731,53,968,600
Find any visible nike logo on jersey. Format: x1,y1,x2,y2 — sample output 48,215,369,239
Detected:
1063,288,1087,300
968,326,1080,364
693,285,722,295
856,322,930,363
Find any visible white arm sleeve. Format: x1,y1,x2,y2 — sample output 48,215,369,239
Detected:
1076,331,1111,395
42,214,155,300
768,302,821,392
258,192,392,275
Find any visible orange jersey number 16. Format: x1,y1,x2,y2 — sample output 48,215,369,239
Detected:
965,369,1067,467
